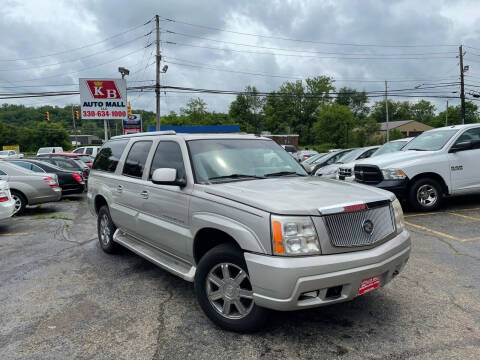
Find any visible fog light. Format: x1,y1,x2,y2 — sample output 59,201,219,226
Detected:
299,290,319,300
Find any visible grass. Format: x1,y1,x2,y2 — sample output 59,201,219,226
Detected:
33,214,73,221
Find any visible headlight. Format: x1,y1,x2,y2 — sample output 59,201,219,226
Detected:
382,168,407,180
271,215,321,255
391,198,405,234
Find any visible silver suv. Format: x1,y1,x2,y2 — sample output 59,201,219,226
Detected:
88,131,410,332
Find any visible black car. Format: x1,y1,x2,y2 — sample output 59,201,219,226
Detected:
8,159,86,194
36,155,90,181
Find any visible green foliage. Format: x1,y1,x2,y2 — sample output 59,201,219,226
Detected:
229,86,264,133
312,103,353,147
389,129,405,141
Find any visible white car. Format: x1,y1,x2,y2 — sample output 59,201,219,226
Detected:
314,146,379,178
337,138,413,182
72,146,100,157
0,150,24,159
0,180,15,222
354,124,480,211
37,147,63,156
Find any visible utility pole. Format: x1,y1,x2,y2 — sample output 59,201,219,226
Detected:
459,45,465,124
71,105,78,147
445,100,449,126
155,14,161,131
385,80,389,142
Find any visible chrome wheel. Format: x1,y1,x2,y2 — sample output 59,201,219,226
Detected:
206,263,254,320
12,194,22,214
417,184,438,207
99,214,111,246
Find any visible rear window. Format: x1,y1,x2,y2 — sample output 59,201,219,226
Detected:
93,140,129,173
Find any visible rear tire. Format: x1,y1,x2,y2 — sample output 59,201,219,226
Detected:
408,178,443,212
97,206,118,253
194,243,268,333
10,191,27,215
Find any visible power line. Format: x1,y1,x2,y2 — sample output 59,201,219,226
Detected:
164,30,458,57
159,16,458,48
0,18,153,62
166,41,457,60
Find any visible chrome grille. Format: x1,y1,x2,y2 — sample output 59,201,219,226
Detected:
323,205,395,247
338,168,352,178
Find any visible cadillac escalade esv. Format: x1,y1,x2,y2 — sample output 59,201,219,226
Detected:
88,132,410,332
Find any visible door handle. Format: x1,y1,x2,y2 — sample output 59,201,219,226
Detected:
140,190,149,199
117,185,124,193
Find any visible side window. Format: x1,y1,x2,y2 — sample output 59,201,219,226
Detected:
0,170,6,176
454,128,480,149
93,140,129,173
149,141,186,181
122,141,153,178
31,164,45,173
12,162,31,170
85,147,93,155
358,148,376,160
73,148,83,154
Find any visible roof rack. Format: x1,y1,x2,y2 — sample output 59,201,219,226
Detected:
111,130,176,140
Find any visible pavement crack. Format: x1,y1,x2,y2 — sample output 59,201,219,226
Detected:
152,281,174,360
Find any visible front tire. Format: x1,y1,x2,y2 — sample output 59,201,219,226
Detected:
97,206,118,253
408,178,443,211
194,244,268,332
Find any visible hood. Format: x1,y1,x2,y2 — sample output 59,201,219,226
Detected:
355,150,437,169
339,161,356,170
203,177,394,215
316,163,341,175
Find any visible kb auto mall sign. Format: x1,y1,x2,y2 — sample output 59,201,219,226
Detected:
79,78,127,120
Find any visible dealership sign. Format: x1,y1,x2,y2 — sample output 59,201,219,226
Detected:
123,114,142,134
79,78,127,120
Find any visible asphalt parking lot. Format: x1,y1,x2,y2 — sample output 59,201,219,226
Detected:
1,195,479,359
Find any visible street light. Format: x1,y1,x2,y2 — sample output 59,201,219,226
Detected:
118,67,130,79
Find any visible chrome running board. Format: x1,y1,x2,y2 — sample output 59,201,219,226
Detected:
113,229,196,282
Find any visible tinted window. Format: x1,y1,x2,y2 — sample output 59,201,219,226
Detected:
122,141,152,178
53,159,77,169
85,147,93,155
150,142,186,181
93,140,129,173
454,128,480,144
0,170,6,176
30,164,45,173
73,148,84,154
12,161,31,170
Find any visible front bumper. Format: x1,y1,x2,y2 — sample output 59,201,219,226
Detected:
369,179,409,200
244,230,410,311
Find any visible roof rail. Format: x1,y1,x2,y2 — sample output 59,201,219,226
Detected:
111,130,176,140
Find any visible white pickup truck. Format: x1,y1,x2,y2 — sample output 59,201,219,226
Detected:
354,124,480,211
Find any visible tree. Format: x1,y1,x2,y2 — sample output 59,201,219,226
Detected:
410,100,436,125
263,76,335,144
312,103,354,147
229,86,265,133
180,98,208,124
335,87,369,119
433,101,480,127
369,100,413,123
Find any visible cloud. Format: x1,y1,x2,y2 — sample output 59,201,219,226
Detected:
0,0,478,113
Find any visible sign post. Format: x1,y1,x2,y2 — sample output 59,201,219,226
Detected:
122,114,142,135
79,78,127,141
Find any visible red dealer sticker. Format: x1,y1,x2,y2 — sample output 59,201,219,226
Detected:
358,275,381,296
86,80,121,99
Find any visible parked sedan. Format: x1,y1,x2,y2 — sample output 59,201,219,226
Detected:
295,150,318,162
0,150,24,159
0,180,15,222
307,149,353,175
36,154,90,181
315,146,379,178
8,159,85,195
0,161,61,214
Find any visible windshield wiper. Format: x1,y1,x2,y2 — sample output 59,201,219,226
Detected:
264,171,306,177
407,148,428,151
208,174,266,181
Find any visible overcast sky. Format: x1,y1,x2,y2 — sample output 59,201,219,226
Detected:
2,0,480,114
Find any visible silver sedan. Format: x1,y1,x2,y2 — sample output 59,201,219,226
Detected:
0,161,62,215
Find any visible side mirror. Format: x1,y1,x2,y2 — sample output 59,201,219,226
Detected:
450,140,472,153
151,168,186,187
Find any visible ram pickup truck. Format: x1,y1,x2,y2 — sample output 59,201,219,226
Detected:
88,132,410,332
354,124,480,211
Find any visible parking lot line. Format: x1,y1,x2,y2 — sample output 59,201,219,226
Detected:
404,212,442,218
0,232,29,236
404,221,463,241
445,211,480,221
460,237,480,243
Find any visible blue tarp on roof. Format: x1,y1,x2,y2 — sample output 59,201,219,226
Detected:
148,125,240,133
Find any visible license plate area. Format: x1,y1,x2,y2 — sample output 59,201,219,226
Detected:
358,275,380,295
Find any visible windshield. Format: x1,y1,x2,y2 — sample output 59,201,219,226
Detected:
37,148,51,154
0,151,9,155
188,139,307,183
304,153,326,164
79,155,94,162
373,140,408,156
337,148,365,163
403,130,459,151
